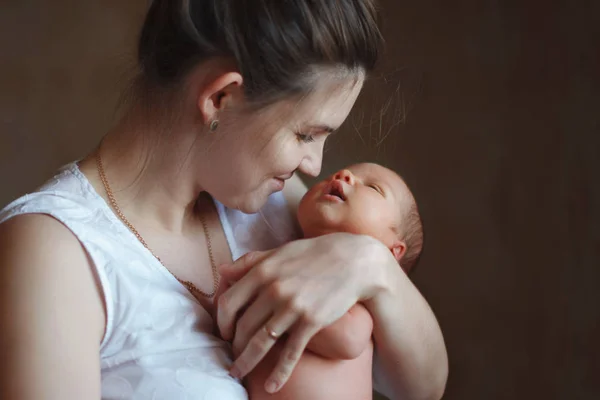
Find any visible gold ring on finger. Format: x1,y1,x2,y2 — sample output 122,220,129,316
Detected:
264,325,279,340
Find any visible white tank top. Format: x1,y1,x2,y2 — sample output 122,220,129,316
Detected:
0,162,298,400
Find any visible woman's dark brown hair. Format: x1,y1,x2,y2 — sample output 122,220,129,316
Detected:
136,0,383,106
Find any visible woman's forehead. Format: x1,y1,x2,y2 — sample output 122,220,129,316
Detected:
287,76,364,126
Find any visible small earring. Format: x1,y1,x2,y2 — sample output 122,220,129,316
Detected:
209,120,219,132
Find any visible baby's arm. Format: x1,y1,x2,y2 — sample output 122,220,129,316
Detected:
306,303,373,360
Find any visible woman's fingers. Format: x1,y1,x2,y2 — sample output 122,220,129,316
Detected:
217,275,259,341
231,290,275,355
219,250,273,282
264,322,320,393
229,307,298,381
217,252,277,341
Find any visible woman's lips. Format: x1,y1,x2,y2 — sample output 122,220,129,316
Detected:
272,173,293,192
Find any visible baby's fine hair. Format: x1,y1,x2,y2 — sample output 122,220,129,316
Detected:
400,200,424,273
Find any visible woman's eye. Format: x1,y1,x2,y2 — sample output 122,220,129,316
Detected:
296,133,316,143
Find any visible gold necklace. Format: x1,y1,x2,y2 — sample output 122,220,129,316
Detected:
96,153,220,299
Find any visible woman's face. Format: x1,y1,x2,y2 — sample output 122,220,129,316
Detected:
200,75,364,213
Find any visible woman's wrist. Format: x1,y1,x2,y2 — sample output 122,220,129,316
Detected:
356,234,400,305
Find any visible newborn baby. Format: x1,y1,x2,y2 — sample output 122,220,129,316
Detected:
247,162,424,400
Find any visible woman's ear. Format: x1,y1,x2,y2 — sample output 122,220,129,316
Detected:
391,240,406,262
197,71,244,124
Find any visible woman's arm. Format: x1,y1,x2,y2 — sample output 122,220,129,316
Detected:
0,215,105,400
365,258,448,400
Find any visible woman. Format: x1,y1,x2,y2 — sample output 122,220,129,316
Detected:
0,0,447,399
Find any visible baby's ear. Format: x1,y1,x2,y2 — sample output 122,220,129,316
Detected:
391,241,406,262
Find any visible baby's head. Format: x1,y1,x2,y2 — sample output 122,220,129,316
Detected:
298,163,423,272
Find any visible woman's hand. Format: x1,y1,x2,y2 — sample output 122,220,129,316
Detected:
216,232,391,393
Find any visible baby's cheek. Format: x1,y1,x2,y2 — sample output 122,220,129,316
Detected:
350,205,387,236
297,193,320,226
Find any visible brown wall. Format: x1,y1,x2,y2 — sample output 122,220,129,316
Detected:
0,1,146,204
1,1,599,399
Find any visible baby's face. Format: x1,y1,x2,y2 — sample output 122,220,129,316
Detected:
298,163,412,251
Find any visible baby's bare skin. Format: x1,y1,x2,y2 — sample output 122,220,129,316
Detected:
247,305,374,400
245,163,416,400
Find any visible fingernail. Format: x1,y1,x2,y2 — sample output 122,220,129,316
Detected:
229,366,241,379
265,380,278,393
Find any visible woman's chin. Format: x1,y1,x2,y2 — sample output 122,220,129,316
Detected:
237,191,273,214
234,200,263,214
217,184,279,214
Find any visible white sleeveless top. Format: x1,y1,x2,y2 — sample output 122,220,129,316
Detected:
0,162,298,400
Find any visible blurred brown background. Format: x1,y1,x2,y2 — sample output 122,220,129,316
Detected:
1,1,599,399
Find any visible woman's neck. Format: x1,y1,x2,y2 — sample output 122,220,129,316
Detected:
80,110,206,234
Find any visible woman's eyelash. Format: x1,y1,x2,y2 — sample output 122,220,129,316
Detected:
296,133,315,143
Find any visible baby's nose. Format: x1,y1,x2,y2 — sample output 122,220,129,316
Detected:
334,169,354,185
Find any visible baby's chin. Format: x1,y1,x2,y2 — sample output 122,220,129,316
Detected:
298,211,357,238
298,210,337,238
301,224,342,238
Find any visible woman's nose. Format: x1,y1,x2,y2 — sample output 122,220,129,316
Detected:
333,169,354,185
298,145,323,178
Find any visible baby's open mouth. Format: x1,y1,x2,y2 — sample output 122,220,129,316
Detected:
327,181,346,201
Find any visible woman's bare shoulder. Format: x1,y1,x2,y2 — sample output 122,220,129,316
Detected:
0,213,106,341
0,213,92,268
0,213,105,398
